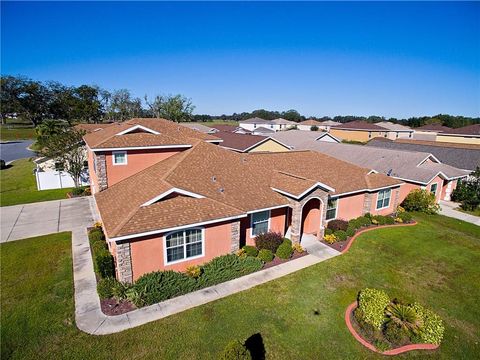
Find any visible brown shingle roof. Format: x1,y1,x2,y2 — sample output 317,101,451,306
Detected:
416,124,452,132
214,132,289,152
96,141,402,239
92,132,188,149
334,121,386,131
442,124,480,136
74,123,112,133
300,119,323,126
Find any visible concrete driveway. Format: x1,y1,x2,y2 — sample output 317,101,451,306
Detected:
1,197,97,242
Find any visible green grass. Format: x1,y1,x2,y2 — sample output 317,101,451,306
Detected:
1,214,479,359
0,127,36,141
187,120,239,126
456,207,480,217
0,159,73,206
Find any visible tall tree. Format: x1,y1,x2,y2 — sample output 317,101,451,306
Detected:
145,94,195,122
107,89,142,121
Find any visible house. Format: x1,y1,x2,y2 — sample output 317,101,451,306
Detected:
82,118,222,193
34,155,90,190
238,117,275,132
366,138,480,172
437,124,480,145
180,123,217,134
213,132,291,153
94,139,402,283
209,124,250,134
271,118,297,131
271,129,341,146
252,126,276,136
297,119,324,131
329,121,391,142
291,141,468,203
412,124,452,141
375,121,414,139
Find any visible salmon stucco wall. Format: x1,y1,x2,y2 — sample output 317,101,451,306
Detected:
249,140,290,153
105,148,183,186
302,199,321,234
368,188,397,216
335,193,365,220
242,208,287,246
129,221,233,280
441,179,458,201
398,182,421,205
427,175,444,203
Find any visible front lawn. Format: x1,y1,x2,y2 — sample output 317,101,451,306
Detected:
1,213,479,359
0,159,73,207
0,127,36,141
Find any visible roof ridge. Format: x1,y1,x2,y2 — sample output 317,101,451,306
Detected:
275,170,309,181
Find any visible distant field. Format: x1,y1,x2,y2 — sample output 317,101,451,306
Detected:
188,120,239,126
0,127,37,141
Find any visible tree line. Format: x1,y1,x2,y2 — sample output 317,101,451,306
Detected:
1,75,478,128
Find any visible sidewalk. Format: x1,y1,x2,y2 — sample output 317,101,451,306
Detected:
74,227,340,335
439,200,480,226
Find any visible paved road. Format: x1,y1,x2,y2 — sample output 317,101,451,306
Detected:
439,200,480,226
0,140,35,162
0,197,96,242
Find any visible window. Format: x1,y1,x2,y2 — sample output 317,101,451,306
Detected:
326,198,338,220
83,160,89,169
368,132,372,139
112,151,127,165
376,189,391,209
251,210,269,237
54,161,64,171
165,228,204,264
430,183,438,196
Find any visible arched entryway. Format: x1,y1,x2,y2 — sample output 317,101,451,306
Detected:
300,197,323,241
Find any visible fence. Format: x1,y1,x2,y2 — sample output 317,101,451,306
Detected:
35,169,90,190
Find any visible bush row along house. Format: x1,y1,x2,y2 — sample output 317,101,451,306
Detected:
82,118,419,283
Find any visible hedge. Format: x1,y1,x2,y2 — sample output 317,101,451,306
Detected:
276,241,293,259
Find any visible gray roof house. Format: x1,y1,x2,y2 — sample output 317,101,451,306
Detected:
180,123,217,134
367,138,480,171
375,121,413,132
271,130,340,146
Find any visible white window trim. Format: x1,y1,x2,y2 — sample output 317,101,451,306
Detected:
375,189,392,210
430,182,440,196
326,197,339,221
163,227,205,266
250,210,271,238
112,151,127,166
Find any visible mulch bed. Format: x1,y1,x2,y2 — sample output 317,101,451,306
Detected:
321,237,353,252
262,250,308,269
101,298,136,316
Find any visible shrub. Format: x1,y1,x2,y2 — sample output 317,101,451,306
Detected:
95,249,115,278
242,245,258,257
357,288,390,330
348,219,361,230
0,159,6,170
411,303,445,345
200,255,263,287
88,229,104,243
385,216,395,225
356,216,371,227
384,322,409,346
83,187,91,196
236,248,246,257
346,226,355,237
386,303,423,333
282,238,292,247
186,265,201,278
325,228,333,235
451,168,480,211
133,270,197,305
97,277,118,299
310,125,319,131
334,230,347,241
364,212,372,219
111,280,129,300
395,217,403,223
219,340,252,360
72,187,84,196
398,211,413,223
254,232,283,252
276,241,293,259
323,234,337,244
94,221,103,229
371,218,379,225
373,339,391,352
257,249,274,263
372,215,387,225
327,219,348,231
292,242,304,253
401,189,440,214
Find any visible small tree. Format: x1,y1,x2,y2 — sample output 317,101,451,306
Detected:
310,125,319,131
40,128,86,188
145,94,195,122
401,189,440,214
219,340,252,360
451,168,480,211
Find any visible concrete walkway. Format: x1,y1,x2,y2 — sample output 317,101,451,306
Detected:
439,200,480,226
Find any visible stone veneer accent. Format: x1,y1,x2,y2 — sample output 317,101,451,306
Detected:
290,188,329,243
230,220,240,253
116,242,133,284
95,153,108,191
392,187,400,210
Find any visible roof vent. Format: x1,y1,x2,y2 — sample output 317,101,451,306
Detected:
219,188,224,193
387,169,393,176
212,176,217,182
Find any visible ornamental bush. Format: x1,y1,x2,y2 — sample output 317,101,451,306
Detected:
219,340,252,360
97,277,118,299
95,248,115,278
411,303,445,345
346,226,356,237
348,219,361,230
372,215,388,225
242,245,258,257
334,230,347,241
186,265,202,278
401,189,440,214
385,216,395,225
384,322,409,346
257,249,274,263
325,228,333,235
276,241,293,259
356,216,372,227
327,219,349,231
255,232,284,253
323,234,337,244
357,288,390,330
200,255,262,286
88,229,104,243
398,211,413,223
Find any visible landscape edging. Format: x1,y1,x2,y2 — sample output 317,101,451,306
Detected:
341,221,418,254
344,301,439,356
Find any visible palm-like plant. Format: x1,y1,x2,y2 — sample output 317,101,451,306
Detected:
386,303,423,333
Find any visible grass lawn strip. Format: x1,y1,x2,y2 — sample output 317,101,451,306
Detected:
1,213,479,359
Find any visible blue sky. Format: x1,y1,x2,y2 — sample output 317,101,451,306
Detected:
2,1,479,118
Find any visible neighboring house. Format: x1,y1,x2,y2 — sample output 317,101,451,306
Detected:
34,156,90,190
297,119,324,131
375,121,414,139
252,126,276,136
366,138,480,172
180,123,217,134
329,121,392,142
437,124,480,145
271,118,297,131
293,141,468,203
239,117,275,132
82,118,222,194
213,132,291,153
94,140,402,283
271,130,340,146
209,124,250,134
412,124,452,141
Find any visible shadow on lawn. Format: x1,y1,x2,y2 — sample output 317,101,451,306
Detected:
245,333,266,360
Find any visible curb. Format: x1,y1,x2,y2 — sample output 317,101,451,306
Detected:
345,301,439,356
341,221,418,254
